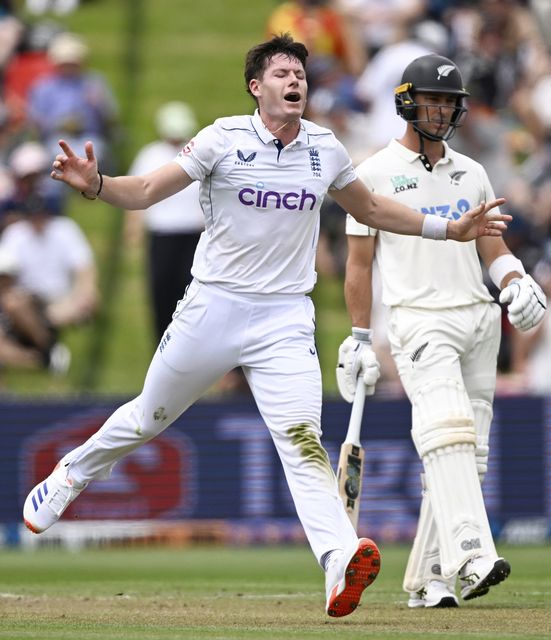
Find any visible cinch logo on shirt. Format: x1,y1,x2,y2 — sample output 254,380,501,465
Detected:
238,185,317,211
391,174,419,194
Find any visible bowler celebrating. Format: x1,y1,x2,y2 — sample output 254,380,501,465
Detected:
24,35,509,618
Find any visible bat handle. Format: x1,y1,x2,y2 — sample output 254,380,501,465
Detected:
345,378,366,445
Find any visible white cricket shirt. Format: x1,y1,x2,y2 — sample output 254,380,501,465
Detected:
346,138,495,309
174,110,355,294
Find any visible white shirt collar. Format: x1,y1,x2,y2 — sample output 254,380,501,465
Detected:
388,137,453,167
251,109,309,146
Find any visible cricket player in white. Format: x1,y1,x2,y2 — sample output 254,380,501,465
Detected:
338,54,547,608
24,36,511,618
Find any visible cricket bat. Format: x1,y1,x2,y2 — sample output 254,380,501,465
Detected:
336,378,367,531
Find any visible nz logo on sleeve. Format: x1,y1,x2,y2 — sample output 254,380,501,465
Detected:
236,150,257,166
309,148,322,177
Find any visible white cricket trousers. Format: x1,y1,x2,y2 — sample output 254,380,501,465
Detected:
63,280,358,563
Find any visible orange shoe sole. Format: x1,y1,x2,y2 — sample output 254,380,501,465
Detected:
326,537,381,617
24,519,41,534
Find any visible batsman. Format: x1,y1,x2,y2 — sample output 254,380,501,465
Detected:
338,54,547,608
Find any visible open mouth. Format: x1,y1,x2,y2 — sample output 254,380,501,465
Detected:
284,92,301,103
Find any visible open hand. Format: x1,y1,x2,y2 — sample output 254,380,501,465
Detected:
51,140,101,196
448,198,511,242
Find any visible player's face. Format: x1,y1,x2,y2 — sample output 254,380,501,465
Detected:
250,54,307,123
414,92,458,138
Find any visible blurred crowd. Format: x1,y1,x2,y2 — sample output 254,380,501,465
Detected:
266,0,551,395
1,0,550,396
0,2,108,384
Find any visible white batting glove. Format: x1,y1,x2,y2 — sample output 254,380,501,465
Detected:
499,274,547,331
336,328,380,402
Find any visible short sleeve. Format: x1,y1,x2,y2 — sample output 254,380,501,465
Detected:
346,213,377,237
329,139,357,191
173,122,226,182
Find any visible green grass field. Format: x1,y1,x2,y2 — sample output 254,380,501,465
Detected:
0,545,549,639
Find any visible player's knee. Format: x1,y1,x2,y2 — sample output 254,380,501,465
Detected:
285,422,332,470
411,378,476,458
131,400,173,441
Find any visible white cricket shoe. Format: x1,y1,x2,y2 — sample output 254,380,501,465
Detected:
408,579,459,608
23,462,86,533
325,537,381,617
459,556,511,601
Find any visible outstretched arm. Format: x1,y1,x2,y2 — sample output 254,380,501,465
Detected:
51,140,193,210
332,178,510,242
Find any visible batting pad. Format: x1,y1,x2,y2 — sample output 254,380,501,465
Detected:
423,443,497,578
411,378,476,458
403,473,442,593
472,399,493,481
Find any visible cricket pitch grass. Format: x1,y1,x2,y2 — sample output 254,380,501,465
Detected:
0,544,549,639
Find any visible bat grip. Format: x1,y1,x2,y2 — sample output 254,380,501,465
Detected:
345,378,366,445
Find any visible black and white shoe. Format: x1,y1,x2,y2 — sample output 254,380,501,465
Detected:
459,556,511,601
408,579,458,608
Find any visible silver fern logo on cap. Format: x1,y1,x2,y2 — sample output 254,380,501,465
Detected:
437,64,455,80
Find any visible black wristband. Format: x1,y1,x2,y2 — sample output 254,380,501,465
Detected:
81,171,103,200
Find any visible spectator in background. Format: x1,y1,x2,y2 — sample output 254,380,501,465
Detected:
0,1,23,72
27,32,118,175
0,193,99,332
25,0,80,16
0,246,70,377
7,139,59,205
334,0,428,57
266,0,366,113
2,20,61,129
125,102,204,342
449,0,549,118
